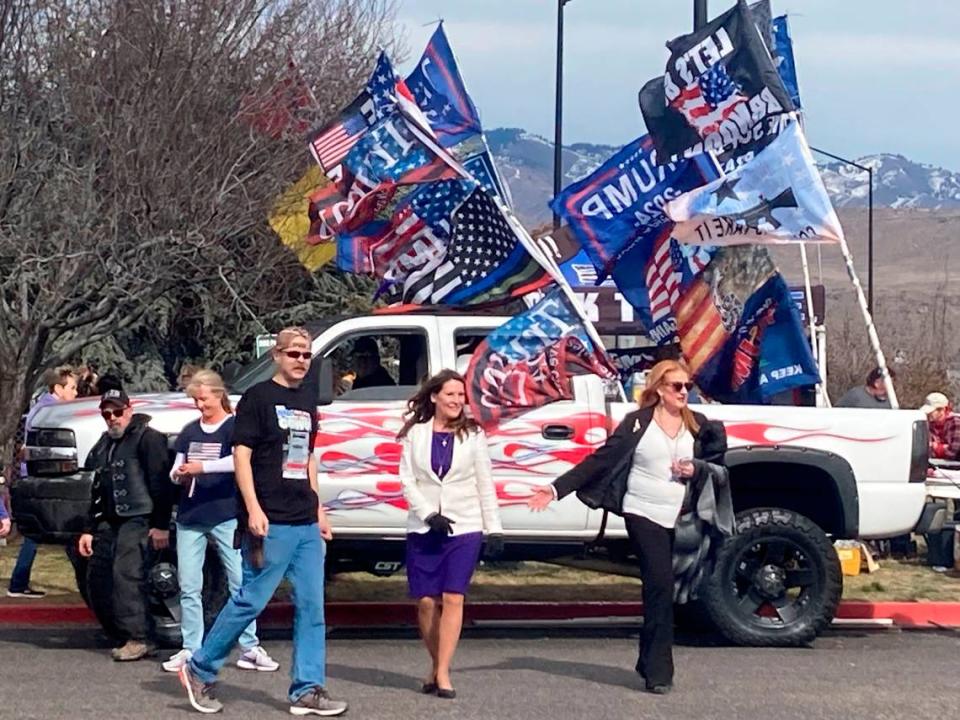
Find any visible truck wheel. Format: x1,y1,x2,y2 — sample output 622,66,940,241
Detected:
701,508,842,647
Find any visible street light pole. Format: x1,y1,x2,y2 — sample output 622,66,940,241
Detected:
694,0,708,30
552,0,569,229
810,146,875,316
867,166,873,318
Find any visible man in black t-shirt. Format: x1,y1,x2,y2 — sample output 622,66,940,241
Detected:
179,327,347,717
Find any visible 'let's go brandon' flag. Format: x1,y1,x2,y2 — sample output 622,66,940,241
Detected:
639,0,794,163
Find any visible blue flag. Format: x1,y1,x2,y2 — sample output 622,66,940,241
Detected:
406,23,482,148
694,273,820,403
549,135,716,279
666,120,843,246
463,150,509,205
771,16,802,109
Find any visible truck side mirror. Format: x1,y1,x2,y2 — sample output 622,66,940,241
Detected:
317,357,334,406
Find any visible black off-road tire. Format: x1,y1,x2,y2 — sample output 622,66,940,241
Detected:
701,507,842,647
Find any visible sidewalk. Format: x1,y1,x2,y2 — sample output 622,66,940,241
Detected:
0,599,959,629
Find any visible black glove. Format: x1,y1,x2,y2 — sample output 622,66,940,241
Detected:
483,533,504,560
425,513,456,535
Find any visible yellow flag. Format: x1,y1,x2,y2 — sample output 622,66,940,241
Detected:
268,166,335,271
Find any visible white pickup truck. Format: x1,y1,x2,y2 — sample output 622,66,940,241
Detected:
16,309,939,647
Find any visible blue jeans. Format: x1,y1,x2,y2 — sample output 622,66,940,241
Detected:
177,518,258,653
190,523,326,701
9,537,38,592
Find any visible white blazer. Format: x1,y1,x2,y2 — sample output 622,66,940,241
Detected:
399,421,503,536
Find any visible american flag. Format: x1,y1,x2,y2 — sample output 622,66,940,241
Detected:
187,442,224,463
367,52,400,120
645,235,712,326
670,62,747,138
374,180,474,298
309,105,368,173
367,51,434,135
401,188,547,305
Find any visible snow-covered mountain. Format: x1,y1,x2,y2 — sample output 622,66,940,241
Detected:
485,128,960,224
818,154,960,209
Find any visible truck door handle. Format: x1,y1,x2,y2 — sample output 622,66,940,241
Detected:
542,424,574,441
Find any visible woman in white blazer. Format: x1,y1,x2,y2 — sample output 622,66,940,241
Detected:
397,369,503,700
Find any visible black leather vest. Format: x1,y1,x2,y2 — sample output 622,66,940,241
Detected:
88,422,154,521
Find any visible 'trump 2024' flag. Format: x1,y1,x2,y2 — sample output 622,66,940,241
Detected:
639,0,794,161
549,134,715,279
465,287,619,430
665,120,843,246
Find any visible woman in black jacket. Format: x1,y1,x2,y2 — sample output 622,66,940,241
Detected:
528,360,726,694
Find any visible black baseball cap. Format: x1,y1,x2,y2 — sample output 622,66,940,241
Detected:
99,388,130,410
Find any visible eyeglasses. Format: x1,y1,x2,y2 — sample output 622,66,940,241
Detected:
100,408,125,420
280,350,312,361
666,381,695,393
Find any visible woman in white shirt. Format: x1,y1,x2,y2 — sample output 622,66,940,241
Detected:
528,360,726,695
397,369,503,700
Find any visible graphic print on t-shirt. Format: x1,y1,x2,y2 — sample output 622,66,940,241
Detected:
275,405,313,480
187,442,224,462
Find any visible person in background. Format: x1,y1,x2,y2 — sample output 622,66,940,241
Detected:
76,364,100,397
95,372,124,395
397,369,503,700
836,366,896,409
178,363,202,391
0,471,10,539
161,370,278,674
921,392,960,460
8,367,78,599
349,337,395,391
178,327,347,717
527,360,727,695
77,389,174,661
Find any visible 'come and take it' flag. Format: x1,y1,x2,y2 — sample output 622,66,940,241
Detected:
665,120,843,246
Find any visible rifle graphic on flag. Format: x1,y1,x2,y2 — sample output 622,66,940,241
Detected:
665,120,843,246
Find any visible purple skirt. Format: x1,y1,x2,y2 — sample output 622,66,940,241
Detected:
406,531,483,598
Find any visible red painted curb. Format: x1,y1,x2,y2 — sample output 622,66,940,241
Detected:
0,600,958,628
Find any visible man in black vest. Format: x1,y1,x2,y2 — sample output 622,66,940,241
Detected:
78,389,174,661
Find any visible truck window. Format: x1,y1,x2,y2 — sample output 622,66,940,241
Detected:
453,329,490,376
324,331,430,402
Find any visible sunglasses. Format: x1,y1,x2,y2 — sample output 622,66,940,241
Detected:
100,408,125,420
280,350,312,361
665,381,695,393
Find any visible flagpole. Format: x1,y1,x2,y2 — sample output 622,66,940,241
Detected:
480,132,515,209
398,105,624,400
798,243,830,407
835,233,899,408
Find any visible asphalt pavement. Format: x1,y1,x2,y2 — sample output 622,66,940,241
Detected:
1,625,958,719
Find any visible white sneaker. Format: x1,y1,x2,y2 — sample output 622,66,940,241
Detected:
162,648,193,673
236,645,279,672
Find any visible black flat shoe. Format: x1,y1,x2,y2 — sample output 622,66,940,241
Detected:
436,687,457,699
645,683,672,695
420,680,438,694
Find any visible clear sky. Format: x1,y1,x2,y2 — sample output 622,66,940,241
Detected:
396,0,960,170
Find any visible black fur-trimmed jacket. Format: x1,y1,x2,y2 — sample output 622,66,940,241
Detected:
552,406,727,515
